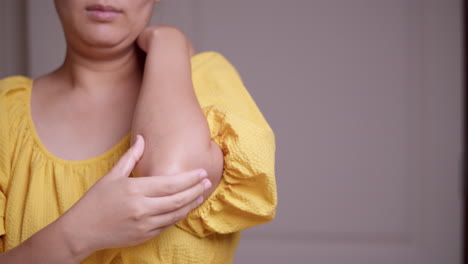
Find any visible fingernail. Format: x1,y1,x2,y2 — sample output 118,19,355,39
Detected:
133,135,141,146
199,170,208,179
202,179,212,190
197,196,204,205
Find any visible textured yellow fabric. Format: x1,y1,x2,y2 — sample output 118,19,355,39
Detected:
0,51,276,263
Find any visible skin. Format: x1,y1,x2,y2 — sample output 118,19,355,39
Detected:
0,0,223,263
132,26,224,200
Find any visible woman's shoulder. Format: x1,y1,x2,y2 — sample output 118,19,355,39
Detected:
0,75,32,97
0,75,32,130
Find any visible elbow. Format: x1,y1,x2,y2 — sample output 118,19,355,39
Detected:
133,140,221,178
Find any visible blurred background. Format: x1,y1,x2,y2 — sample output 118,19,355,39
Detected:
0,0,464,263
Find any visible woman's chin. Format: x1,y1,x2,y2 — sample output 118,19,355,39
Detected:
88,39,123,48
82,34,130,49
75,25,132,49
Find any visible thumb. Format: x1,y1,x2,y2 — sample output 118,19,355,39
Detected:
109,135,145,178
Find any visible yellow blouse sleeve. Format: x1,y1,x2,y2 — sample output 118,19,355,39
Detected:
0,77,14,252
175,52,277,237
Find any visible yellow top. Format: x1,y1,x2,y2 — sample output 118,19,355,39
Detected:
0,51,277,263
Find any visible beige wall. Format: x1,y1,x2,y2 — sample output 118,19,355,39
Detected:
0,0,27,77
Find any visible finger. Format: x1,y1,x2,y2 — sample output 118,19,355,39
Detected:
110,135,145,178
144,178,208,215
145,223,172,240
147,194,205,230
131,168,208,197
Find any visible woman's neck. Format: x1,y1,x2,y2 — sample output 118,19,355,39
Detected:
56,44,144,96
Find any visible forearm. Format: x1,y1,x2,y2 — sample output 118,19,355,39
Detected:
132,28,223,198
0,217,83,264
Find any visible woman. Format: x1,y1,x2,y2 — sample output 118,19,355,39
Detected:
0,0,276,263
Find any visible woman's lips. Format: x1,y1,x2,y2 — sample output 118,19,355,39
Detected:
85,5,123,22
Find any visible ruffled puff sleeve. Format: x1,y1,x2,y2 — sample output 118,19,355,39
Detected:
175,52,277,237
0,77,14,252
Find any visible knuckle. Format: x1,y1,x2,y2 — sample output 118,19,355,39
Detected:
122,150,134,163
179,209,189,221
170,211,182,223
155,24,183,35
129,203,146,221
151,203,165,214
149,229,162,238
153,25,186,41
162,181,177,194
192,199,200,210
134,222,148,234
126,181,140,196
171,195,185,209
127,153,138,166
197,183,206,194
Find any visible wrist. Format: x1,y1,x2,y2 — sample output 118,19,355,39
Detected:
138,25,187,53
55,213,93,262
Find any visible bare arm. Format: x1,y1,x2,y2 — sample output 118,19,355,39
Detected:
132,26,224,200
0,218,80,264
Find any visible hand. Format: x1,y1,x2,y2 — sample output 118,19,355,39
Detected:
58,135,211,261
136,25,190,53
